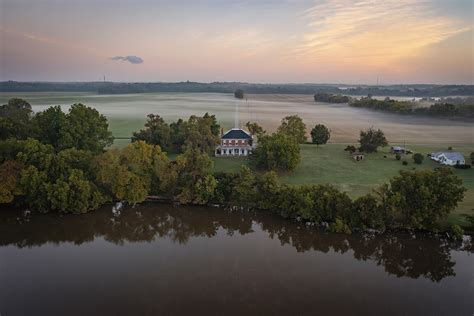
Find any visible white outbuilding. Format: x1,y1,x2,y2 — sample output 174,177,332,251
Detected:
430,152,465,166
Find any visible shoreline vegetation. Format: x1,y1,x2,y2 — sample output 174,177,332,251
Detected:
314,93,474,121
1,97,472,238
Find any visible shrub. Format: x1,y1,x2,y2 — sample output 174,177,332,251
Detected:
454,164,471,169
450,224,464,240
470,152,474,165
462,214,474,228
413,153,424,164
234,89,244,99
402,161,408,165
395,153,401,160
448,146,453,150
344,145,357,153
329,218,352,234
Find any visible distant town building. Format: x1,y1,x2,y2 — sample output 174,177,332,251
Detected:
215,128,254,157
430,151,465,166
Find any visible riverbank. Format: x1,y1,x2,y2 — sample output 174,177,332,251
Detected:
213,143,474,227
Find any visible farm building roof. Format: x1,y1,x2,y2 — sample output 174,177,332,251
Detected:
221,128,252,140
437,152,465,161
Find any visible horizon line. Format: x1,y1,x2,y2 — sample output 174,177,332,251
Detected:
1,80,473,87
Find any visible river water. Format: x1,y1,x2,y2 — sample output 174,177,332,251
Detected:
1,203,473,315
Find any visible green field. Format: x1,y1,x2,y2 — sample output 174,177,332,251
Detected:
213,143,474,226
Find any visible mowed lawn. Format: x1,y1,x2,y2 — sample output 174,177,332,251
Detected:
213,143,474,226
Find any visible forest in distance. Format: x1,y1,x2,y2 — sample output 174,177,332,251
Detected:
1,81,474,97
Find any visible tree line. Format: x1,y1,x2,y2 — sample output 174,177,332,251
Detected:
0,98,467,234
2,81,473,97
313,92,350,103
349,97,474,119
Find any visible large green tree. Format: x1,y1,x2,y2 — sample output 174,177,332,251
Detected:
174,148,215,204
67,104,113,153
359,128,388,153
0,98,33,140
132,114,171,151
250,132,300,171
181,115,219,154
93,141,168,203
32,103,112,152
310,124,330,146
31,106,71,151
277,115,306,143
245,121,265,139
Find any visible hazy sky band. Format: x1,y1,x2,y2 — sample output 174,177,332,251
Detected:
0,0,472,84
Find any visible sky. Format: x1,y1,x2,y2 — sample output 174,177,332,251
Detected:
0,0,473,84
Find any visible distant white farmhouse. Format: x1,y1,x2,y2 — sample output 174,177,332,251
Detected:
430,152,465,166
215,128,254,157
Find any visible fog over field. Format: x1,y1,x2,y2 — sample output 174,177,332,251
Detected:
0,92,472,145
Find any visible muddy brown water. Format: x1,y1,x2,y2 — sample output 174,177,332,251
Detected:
0,203,473,315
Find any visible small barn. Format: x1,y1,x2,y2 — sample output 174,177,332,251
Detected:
352,152,365,161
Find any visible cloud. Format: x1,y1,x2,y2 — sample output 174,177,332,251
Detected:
110,55,144,64
292,0,470,69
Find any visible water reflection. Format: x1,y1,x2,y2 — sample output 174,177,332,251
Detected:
0,203,470,283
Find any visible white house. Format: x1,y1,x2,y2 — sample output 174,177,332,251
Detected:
430,152,465,166
215,128,254,157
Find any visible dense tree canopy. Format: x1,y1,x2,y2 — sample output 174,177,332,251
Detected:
378,168,466,230
313,93,350,103
0,98,33,140
4,100,113,153
0,138,106,213
31,105,71,150
277,115,306,143
350,97,474,119
182,114,220,154
133,113,220,154
33,103,113,152
66,104,113,152
310,124,330,145
132,114,171,150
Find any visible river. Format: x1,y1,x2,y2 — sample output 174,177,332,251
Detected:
0,203,473,315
